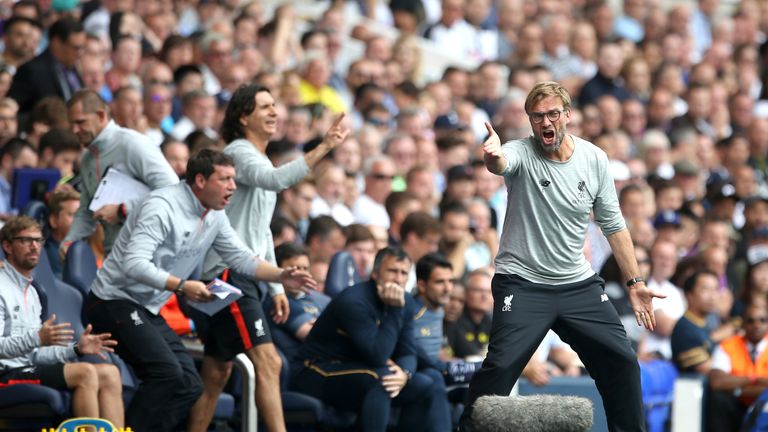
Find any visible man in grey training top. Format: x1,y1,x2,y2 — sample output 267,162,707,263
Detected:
459,82,664,431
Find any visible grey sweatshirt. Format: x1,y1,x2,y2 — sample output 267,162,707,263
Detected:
203,139,309,296
496,135,625,285
91,182,261,314
0,263,76,370
64,120,179,253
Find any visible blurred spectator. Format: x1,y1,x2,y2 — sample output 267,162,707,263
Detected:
269,243,331,364
400,211,441,291
44,188,80,278
671,270,736,373
37,128,80,183
645,239,684,359
298,51,346,114
276,180,316,242
444,282,466,323
23,96,69,148
344,224,378,279
708,302,768,431
160,140,189,179
445,268,493,359
439,201,474,279
143,83,174,146
9,17,85,115
601,244,652,350
105,35,142,92
353,155,396,228
0,98,19,147
522,330,584,387
171,90,217,141
0,138,38,218
311,161,354,226
306,215,346,270
385,191,420,246
111,86,144,132
1,16,43,74
578,42,629,107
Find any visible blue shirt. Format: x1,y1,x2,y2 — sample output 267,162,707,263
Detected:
671,311,715,372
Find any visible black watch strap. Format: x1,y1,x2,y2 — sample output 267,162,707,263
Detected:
626,277,645,287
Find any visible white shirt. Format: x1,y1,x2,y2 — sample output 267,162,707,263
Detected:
352,194,390,228
644,278,686,359
311,196,354,226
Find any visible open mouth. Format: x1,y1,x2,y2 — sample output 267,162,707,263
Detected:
223,193,233,204
542,130,555,141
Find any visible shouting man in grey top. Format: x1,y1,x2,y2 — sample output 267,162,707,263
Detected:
84,150,316,432
458,82,664,432
191,84,350,432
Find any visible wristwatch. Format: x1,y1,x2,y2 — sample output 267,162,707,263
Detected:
626,277,645,287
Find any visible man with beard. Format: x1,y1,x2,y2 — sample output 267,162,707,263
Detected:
190,84,349,432
458,81,664,431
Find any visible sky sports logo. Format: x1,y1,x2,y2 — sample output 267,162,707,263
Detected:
41,418,133,432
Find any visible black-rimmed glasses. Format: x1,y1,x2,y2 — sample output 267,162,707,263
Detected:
530,109,566,124
13,236,44,246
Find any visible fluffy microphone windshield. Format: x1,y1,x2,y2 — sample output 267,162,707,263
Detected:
470,394,594,432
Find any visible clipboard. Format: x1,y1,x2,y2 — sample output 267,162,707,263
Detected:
187,278,244,316
88,167,150,211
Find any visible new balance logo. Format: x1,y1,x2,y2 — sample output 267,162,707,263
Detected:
501,294,514,312
600,293,609,303
130,310,143,326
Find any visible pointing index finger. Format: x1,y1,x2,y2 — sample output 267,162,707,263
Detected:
331,112,346,128
484,121,496,136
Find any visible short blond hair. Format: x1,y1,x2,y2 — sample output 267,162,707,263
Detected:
524,81,571,114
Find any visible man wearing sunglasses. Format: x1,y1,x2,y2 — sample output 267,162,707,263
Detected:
708,302,768,431
459,81,664,431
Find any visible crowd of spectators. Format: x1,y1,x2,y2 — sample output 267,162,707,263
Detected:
1,0,768,429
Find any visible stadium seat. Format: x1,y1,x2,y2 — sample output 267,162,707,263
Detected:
276,347,357,429
22,200,48,227
62,240,98,298
324,251,362,298
639,359,678,432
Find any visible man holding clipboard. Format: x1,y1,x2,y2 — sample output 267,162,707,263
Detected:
84,150,316,432
60,90,178,258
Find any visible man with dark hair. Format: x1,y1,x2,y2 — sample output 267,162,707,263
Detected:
293,246,434,431
9,17,85,114
0,138,37,218
269,243,331,364
671,270,732,374
306,215,346,265
0,216,123,427
44,189,80,278
276,180,316,242
84,149,316,432
385,190,420,246
61,89,178,257
38,127,79,178
1,16,43,74
190,84,349,432
400,211,441,291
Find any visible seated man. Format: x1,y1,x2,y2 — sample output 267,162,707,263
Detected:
269,243,331,366
671,270,736,374
293,247,434,431
410,253,475,432
44,189,80,279
708,302,768,431
0,216,123,426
